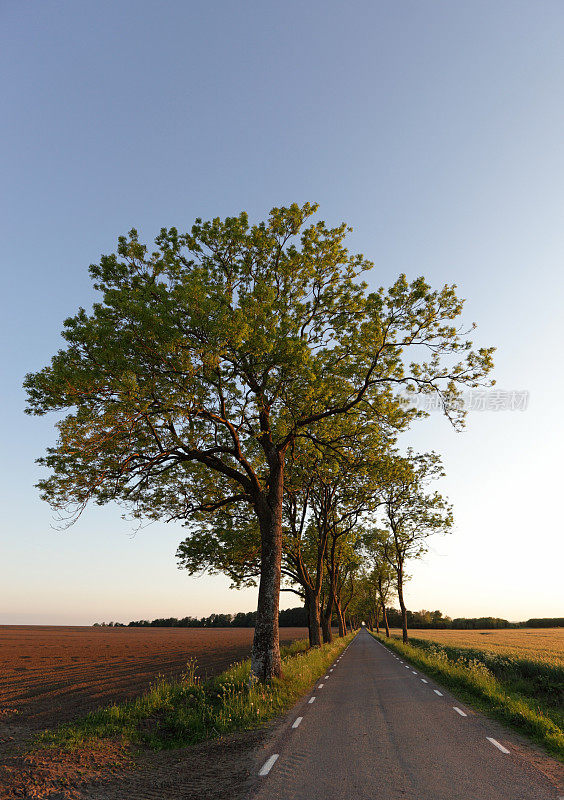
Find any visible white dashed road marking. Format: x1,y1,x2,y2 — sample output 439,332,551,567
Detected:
318,683,324,688
292,717,303,729
487,738,510,754
453,707,467,717
309,696,316,704
259,754,279,776
434,690,443,696
421,679,428,683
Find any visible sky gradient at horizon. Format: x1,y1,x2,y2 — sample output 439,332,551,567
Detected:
2,1,563,624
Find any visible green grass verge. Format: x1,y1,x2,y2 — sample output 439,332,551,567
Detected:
38,633,356,752
372,632,564,761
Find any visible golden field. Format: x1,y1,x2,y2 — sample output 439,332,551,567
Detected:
388,628,564,665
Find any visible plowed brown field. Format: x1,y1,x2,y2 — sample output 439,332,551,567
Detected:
1,625,312,799
0,625,308,729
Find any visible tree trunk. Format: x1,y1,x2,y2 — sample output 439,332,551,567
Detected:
304,593,311,647
321,593,333,643
396,568,408,644
321,613,332,643
337,605,346,637
251,464,284,682
304,587,322,647
382,604,390,637
375,605,380,634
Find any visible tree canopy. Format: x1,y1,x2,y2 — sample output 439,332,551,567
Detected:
24,202,493,679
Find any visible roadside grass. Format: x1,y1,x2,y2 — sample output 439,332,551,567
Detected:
372,633,564,761
38,633,355,752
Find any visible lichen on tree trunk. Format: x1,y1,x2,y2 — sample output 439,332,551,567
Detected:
305,588,322,647
250,461,284,682
321,592,333,643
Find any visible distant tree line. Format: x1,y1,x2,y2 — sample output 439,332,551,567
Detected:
93,608,562,629
93,606,308,628
382,610,563,629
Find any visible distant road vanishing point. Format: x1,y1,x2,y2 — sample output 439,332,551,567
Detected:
251,629,560,800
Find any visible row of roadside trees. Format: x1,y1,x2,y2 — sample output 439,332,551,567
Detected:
176,442,454,648
25,203,494,681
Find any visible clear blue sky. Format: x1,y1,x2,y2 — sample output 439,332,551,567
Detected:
2,1,563,624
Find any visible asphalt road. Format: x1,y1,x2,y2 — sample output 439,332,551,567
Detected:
252,628,560,800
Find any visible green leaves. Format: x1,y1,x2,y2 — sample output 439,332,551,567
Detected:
24,202,492,534
376,449,454,566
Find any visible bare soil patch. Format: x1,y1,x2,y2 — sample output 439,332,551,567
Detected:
0,729,266,800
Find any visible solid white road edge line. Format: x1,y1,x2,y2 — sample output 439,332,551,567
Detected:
434,690,443,696
308,696,316,703
453,707,467,717
259,754,279,776
292,717,303,729
486,737,510,754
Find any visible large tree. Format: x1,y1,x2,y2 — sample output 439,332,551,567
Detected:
24,203,492,681
378,451,454,643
